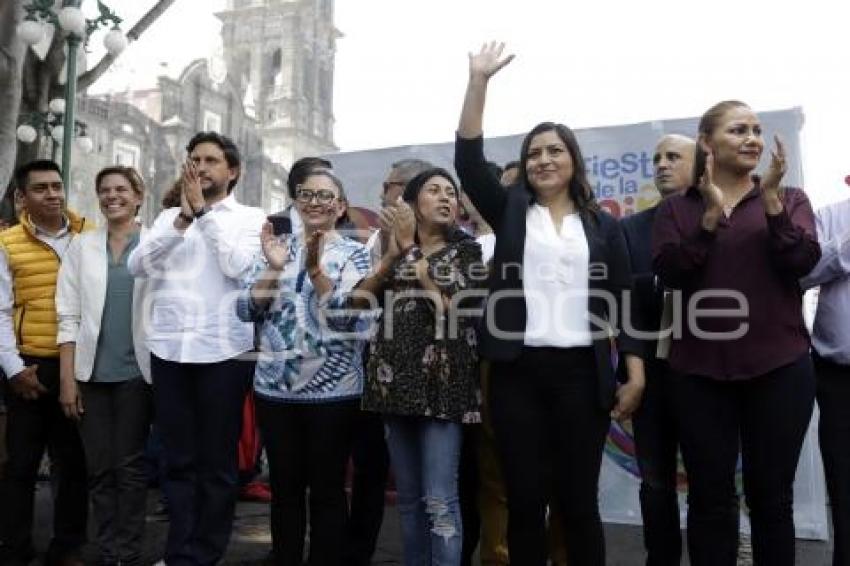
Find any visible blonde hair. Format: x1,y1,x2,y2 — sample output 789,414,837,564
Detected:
95,165,146,199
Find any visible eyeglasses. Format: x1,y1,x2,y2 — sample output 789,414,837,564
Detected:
382,180,405,193
295,187,337,204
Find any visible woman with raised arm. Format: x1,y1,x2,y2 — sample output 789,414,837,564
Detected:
454,42,645,566
236,170,371,566
55,166,151,566
352,167,484,566
652,101,820,566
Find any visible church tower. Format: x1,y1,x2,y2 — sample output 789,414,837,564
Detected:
218,0,339,167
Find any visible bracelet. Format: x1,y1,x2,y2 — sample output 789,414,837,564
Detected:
177,211,194,224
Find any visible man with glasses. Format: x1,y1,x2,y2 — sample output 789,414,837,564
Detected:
128,132,265,565
379,159,431,208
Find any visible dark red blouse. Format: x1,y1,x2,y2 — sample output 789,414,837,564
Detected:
651,180,820,380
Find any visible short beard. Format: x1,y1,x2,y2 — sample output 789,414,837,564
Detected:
202,181,228,201
28,205,64,227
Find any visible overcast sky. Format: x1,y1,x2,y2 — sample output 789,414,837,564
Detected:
89,0,849,208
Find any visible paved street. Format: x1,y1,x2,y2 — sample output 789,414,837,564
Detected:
26,481,833,565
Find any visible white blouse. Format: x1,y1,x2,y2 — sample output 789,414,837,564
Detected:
522,204,592,348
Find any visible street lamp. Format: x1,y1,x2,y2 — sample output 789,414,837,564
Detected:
16,0,127,193
17,105,94,161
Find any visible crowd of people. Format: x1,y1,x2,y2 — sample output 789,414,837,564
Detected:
0,43,847,566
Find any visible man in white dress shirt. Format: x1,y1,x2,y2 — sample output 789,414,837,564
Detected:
128,132,265,565
800,194,850,566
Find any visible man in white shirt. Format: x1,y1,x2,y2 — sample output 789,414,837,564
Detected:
800,195,850,566
128,132,265,565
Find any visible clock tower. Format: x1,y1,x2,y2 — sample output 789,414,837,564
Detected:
218,0,339,167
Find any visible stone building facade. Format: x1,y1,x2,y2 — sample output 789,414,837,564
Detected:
218,0,339,167
64,0,337,224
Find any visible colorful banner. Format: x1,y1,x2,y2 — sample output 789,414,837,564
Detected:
325,107,829,540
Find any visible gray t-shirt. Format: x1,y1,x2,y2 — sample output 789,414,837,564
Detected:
92,233,142,382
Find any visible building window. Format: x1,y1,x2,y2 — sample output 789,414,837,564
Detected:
302,54,315,103
271,48,283,86
113,140,141,168
92,126,107,154
204,111,223,133
319,67,332,112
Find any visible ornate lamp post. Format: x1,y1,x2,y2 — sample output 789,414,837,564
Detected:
16,102,93,161
16,0,128,193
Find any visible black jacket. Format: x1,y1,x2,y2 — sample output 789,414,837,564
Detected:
454,135,640,410
620,206,664,361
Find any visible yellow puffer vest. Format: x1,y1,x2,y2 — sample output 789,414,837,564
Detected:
0,211,87,358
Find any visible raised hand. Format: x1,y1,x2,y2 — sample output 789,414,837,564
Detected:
260,222,289,271
761,135,787,198
468,41,515,80
305,229,325,276
378,206,401,259
393,201,417,251
459,41,514,138
178,178,194,221
697,151,724,213
182,159,205,213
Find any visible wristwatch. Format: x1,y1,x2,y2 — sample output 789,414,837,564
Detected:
177,211,194,224
193,205,210,219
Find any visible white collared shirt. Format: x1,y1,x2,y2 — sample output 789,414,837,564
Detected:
0,216,73,377
801,197,850,364
127,194,266,364
522,204,592,348
476,233,496,264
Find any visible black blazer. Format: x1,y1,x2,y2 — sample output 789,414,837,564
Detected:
620,206,664,361
455,135,640,410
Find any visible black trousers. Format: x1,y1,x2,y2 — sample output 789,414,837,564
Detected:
490,347,610,566
0,356,88,564
813,352,850,566
631,359,682,566
345,409,390,566
460,424,481,566
78,378,152,566
673,353,815,566
150,355,253,566
257,397,357,566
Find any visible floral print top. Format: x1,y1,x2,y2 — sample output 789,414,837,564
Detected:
362,237,485,423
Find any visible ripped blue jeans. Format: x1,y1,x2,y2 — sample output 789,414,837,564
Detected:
385,416,463,566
